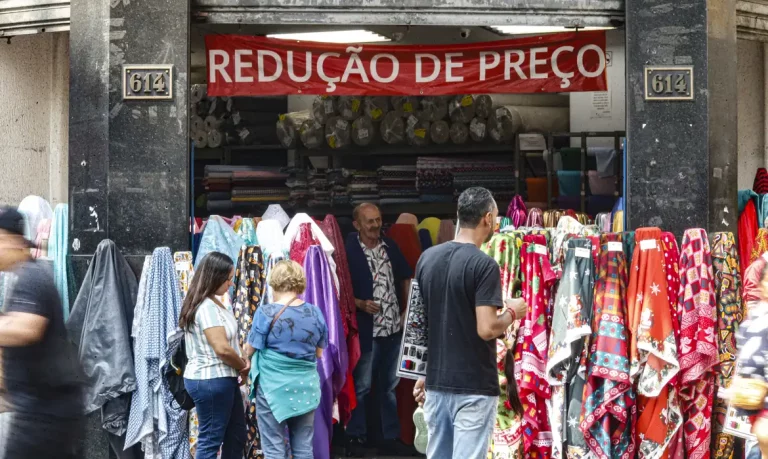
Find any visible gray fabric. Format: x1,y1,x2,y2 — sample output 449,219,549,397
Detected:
67,239,138,432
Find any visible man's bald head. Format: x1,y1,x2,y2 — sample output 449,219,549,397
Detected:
353,203,383,247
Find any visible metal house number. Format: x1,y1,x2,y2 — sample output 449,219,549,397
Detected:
644,66,694,101
123,65,173,100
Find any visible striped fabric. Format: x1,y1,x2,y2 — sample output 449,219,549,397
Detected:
184,298,240,381
753,167,768,194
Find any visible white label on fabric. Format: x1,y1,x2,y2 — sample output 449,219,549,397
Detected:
324,100,334,114
640,239,657,250
496,107,506,118
408,115,419,128
359,128,369,139
574,247,590,258
232,112,241,125
607,241,623,252
471,121,486,137
534,244,547,256
175,261,190,272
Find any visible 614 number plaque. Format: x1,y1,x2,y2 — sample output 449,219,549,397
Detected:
123,65,173,100
644,66,693,101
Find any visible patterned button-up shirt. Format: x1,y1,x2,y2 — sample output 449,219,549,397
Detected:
360,237,400,337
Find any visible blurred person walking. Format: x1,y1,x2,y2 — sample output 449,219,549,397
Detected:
0,206,85,458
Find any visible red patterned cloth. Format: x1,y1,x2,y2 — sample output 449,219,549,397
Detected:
754,167,768,194
580,233,636,459
289,222,320,265
677,229,718,459
515,234,556,459
661,233,685,459
318,215,360,426
738,199,758,276
627,228,682,459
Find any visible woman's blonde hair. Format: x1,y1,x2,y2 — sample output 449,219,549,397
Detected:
268,259,307,294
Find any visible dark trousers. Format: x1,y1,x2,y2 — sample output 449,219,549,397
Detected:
1,411,84,459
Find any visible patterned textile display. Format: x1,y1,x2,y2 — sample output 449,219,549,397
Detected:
546,238,595,459
581,233,635,459
661,233,685,459
677,229,719,459
627,228,682,459
236,218,259,246
290,223,321,266
738,199,758,276
751,228,768,265
550,217,587,275
301,245,348,459
710,232,744,459
196,215,246,267
527,208,544,228
234,246,267,459
49,204,73,319
484,231,524,458
507,195,528,227
515,234,556,459
125,247,190,459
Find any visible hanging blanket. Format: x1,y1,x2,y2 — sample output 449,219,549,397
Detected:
515,234,556,459
301,246,348,459
547,238,595,459
677,229,719,459
234,246,267,459
738,199,758,276
581,233,635,459
710,232,744,459
627,228,682,459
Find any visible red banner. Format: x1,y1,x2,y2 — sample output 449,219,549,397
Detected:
205,31,607,97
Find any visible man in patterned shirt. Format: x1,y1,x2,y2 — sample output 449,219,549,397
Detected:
345,203,414,456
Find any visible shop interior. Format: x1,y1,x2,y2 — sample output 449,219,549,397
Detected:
188,24,627,234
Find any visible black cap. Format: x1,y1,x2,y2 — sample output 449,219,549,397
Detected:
0,207,26,237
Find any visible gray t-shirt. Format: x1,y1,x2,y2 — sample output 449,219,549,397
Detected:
3,260,84,417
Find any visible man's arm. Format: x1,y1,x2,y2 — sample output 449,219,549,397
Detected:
0,312,48,347
476,298,527,340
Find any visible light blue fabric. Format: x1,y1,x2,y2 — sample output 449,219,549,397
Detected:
249,348,321,424
195,215,245,268
49,204,72,320
125,247,190,459
760,194,768,228
260,252,286,307
236,218,259,246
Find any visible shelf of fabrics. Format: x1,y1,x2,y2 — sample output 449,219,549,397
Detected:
295,142,514,158
480,218,742,459
194,144,288,164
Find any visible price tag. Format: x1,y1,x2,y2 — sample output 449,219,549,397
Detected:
461,95,473,107
403,102,414,113
175,261,190,272
407,115,419,128
640,239,657,251
371,108,382,120
324,100,334,114
414,128,426,139
336,119,348,130
574,247,590,258
359,128,369,139
328,135,337,148
238,128,250,140
607,241,623,252
534,244,547,256
351,99,361,113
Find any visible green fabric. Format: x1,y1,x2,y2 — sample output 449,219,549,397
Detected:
236,218,259,246
249,348,321,423
739,189,759,215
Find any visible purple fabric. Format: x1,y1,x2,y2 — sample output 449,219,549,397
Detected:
507,195,527,228
301,245,348,459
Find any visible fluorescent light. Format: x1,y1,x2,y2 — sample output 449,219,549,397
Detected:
267,30,390,44
491,26,614,35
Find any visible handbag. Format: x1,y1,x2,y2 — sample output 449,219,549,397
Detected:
730,376,768,411
165,339,195,410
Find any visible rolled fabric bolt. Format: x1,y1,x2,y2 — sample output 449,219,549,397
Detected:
406,115,430,147
190,115,205,135
352,115,375,147
190,84,206,104
204,115,221,131
207,97,227,117
380,111,405,145
300,119,324,149
312,96,338,124
276,111,312,149
469,117,487,143
193,130,208,149
487,107,518,144
449,122,469,145
208,129,223,148
420,97,449,122
430,120,450,145
391,96,420,118
448,95,476,123
501,105,569,133
474,94,493,118
336,96,364,121
325,116,352,149
364,96,390,121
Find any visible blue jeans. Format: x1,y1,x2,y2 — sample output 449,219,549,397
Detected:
423,390,497,459
184,377,246,459
255,385,315,459
346,332,402,440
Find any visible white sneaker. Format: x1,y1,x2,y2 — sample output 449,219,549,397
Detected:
413,406,428,454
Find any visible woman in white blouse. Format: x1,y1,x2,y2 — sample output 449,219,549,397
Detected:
178,251,249,459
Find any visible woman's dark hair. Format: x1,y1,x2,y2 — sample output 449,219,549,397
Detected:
504,350,523,416
179,252,234,330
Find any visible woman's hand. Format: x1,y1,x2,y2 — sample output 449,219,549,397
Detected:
238,357,251,385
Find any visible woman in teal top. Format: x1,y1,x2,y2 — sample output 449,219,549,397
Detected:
245,259,328,459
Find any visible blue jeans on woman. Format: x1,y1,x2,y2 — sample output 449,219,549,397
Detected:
184,377,246,459
255,385,315,459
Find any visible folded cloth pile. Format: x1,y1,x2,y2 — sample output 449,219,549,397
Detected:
204,165,291,211
308,170,331,207
285,167,309,206
348,170,379,205
328,169,352,207
378,165,419,205
417,157,515,203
